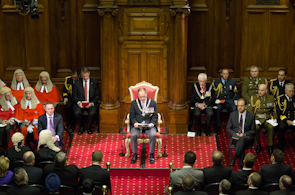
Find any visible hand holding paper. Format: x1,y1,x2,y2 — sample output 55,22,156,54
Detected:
255,120,261,125
266,118,278,127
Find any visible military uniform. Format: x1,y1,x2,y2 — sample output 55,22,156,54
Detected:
212,78,239,130
269,79,291,99
190,83,216,136
63,76,78,129
242,77,268,102
276,94,295,150
247,94,276,147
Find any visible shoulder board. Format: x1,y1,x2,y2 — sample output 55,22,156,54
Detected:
65,76,71,80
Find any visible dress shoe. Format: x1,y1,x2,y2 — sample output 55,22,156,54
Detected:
197,131,202,136
87,129,92,134
78,127,85,135
268,146,274,154
150,153,155,164
256,145,261,153
131,154,137,164
205,132,211,137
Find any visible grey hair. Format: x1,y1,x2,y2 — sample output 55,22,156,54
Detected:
198,73,207,80
285,83,294,89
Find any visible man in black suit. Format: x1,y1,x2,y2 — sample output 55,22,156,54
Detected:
80,150,111,190
190,73,216,136
227,98,256,167
7,168,40,195
230,152,255,188
73,67,100,134
219,179,231,195
270,175,295,195
173,175,208,195
203,150,232,186
38,102,64,148
269,69,291,98
129,88,158,164
44,151,80,189
14,151,43,185
261,149,292,187
236,172,268,195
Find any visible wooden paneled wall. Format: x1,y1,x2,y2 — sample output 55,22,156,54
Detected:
1,0,295,133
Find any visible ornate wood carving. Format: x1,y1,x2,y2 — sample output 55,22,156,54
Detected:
170,6,190,16
98,7,118,16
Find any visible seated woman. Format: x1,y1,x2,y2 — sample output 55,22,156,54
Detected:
35,130,60,165
0,155,14,185
7,132,30,163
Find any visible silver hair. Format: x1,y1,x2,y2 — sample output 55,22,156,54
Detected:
198,73,207,80
285,83,294,89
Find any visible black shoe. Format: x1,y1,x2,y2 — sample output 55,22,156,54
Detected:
268,146,274,154
150,153,155,164
205,132,211,137
197,131,202,136
87,129,92,134
78,127,85,135
256,145,261,153
230,158,235,167
215,126,220,134
131,154,137,164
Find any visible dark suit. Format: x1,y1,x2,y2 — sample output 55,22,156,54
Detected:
44,164,80,189
35,146,58,165
7,185,40,195
227,111,256,166
174,191,208,195
38,113,64,148
80,164,111,190
236,188,268,195
72,78,100,130
203,164,232,185
129,98,158,154
270,189,295,195
261,163,292,187
230,169,253,187
14,165,43,185
190,83,216,133
212,78,239,128
7,146,30,163
269,79,291,98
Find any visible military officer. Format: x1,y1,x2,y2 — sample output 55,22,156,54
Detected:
269,69,291,99
242,65,268,102
63,71,79,130
276,83,295,150
212,68,239,134
247,84,276,154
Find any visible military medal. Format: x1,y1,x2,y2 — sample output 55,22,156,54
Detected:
229,85,232,90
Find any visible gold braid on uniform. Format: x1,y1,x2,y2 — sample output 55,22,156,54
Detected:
277,95,287,114
250,96,260,114
212,80,223,98
269,79,277,96
64,76,72,96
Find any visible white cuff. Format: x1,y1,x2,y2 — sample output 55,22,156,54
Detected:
55,135,60,141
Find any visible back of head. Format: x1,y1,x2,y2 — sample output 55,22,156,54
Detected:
45,173,61,193
182,175,195,191
211,150,223,165
219,179,231,194
273,149,284,164
249,172,262,188
55,152,67,167
92,150,103,163
83,178,94,193
184,151,196,166
280,175,292,190
0,155,9,177
38,130,61,152
244,153,256,168
14,168,28,186
11,132,24,153
23,151,35,165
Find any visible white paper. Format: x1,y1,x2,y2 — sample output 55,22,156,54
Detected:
293,120,295,126
255,120,261,125
187,132,196,137
266,119,278,127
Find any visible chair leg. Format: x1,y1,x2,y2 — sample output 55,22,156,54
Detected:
125,138,130,158
156,138,162,158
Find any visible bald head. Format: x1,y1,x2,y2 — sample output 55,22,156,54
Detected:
211,150,223,165
280,175,293,189
258,84,267,97
23,151,35,165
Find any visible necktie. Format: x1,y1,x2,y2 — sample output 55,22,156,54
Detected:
84,80,87,101
239,114,243,134
224,80,227,85
49,116,55,136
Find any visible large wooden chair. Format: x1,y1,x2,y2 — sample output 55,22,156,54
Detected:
124,81,163,158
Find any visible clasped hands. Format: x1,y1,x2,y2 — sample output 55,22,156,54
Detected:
197,103,207,110
134,123,153,128
236,133,245,137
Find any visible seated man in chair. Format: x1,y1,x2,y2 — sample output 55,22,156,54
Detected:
129,88,158,164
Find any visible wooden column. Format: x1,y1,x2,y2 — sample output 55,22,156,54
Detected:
168,4,190,133
98,3,120,133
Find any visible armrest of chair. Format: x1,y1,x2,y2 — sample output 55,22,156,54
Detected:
157,113,162,130
125,113,130,132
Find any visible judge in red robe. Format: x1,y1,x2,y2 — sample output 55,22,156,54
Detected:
10,69,31,102
0,87,18,147
34,71,62,106
15,87,45,149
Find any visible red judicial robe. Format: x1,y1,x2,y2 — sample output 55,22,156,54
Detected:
11,85,31,102
34,85,62,104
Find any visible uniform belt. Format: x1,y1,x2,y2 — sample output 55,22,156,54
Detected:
256,114,271,118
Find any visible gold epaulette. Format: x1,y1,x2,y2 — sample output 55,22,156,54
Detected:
251,96,260,114
64,76,71,91
277,95,287,113
212,80,222,98
269,79,277,95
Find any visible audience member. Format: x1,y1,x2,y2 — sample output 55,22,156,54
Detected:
7,132,30,163
82,179,95,195
269,69,291,98
173,175,208,195
44,152,79,189
6,168,40,195
236,172,267,195
45,173,61,195
261,149,292,187
0,155,13,185
80,150,111,190
14,151,43,185
212,68,239,134
230,152,256,188
34,71,62,106
203,150,232,185
35,130,60,165
10,69,30,102
219,179,231,195
0,87,17,148
190,73,216,136
270,175,295,195
38,102,64,148
165,151,204,194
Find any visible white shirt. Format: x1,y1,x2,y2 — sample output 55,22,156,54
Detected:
40,85,48,93
83,78,90,102
17,82,24,90
239,111,247,133
286,94,292,102
46,113,60,140
26,99,32,109
182,166,192,169
6,100,15,111
279,81,284,87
